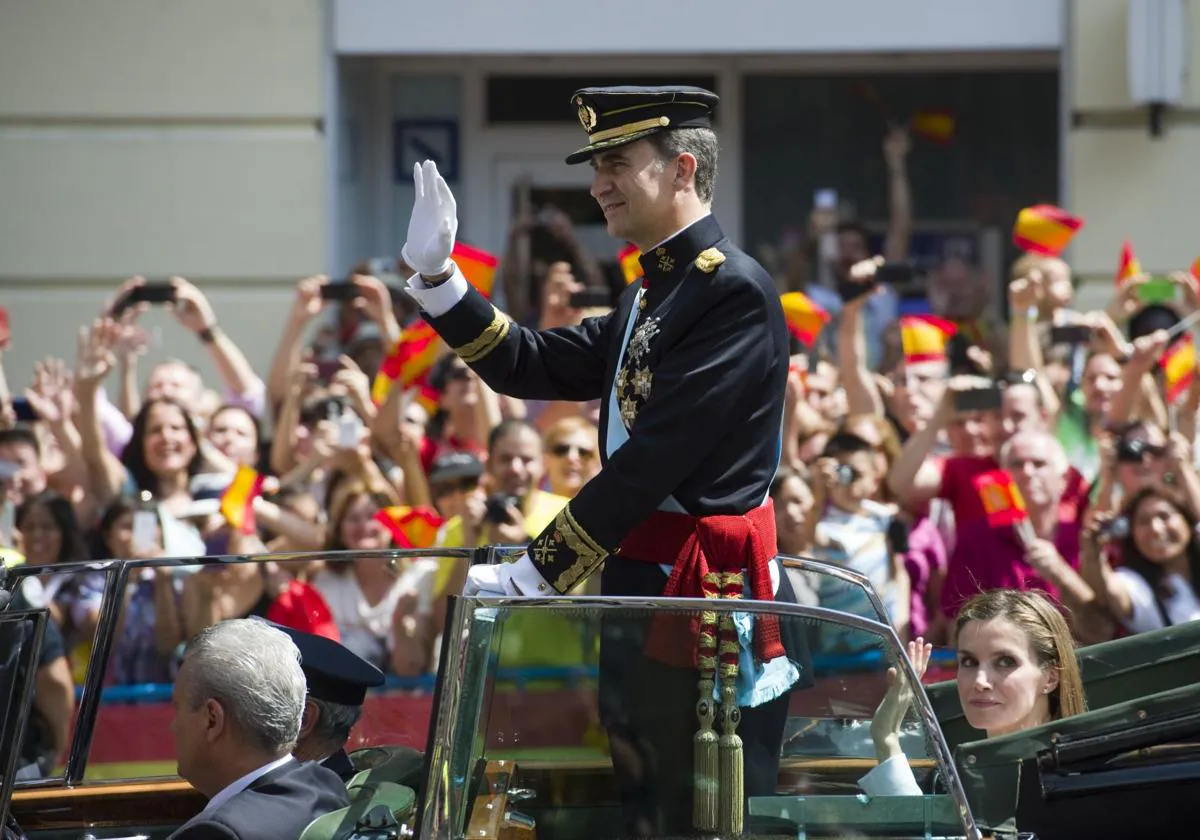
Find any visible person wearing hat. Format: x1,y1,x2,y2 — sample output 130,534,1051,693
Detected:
276,624,385,782
400,86,807,835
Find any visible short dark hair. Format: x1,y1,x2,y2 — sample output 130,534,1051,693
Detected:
648,127,719,204
821,432,875,460
0,425,40,457
487,419,539,460
836,221,870,244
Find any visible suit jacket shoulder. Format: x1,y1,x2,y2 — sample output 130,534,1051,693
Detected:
169,760,348,840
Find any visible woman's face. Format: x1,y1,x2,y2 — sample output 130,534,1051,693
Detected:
1116,425,1167,493
843,419,889,477
957,618,1056,738
18,502,62,566
105,511,135,560
774,476,814,551
207,408,258,466
337,494,388,551
544,429,599,498
1131,495,1191,565
143,402,198,477
1081,354,1122,417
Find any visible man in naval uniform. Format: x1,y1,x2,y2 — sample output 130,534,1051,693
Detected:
400,86,805,837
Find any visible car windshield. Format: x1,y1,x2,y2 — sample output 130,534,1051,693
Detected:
420,596,975,840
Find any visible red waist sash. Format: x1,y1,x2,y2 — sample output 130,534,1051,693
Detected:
617,500,785,669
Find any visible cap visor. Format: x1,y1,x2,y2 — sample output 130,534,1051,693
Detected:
565,127,664,165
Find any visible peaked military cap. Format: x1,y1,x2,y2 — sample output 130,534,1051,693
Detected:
275,623,385,707
565,85,719,165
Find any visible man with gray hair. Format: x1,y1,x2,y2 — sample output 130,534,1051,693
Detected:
167,619,349,840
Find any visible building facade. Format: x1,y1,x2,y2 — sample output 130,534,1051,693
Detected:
1,0,1196,386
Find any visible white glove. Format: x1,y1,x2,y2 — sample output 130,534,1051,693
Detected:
401,160,458,278
462,554,554,597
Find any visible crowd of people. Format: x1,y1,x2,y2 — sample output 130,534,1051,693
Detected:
1,118,1198,783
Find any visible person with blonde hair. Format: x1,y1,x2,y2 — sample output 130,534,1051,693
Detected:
540,416,599,499
861,588,1086,796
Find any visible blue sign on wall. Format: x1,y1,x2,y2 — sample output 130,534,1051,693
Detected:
394,120,460,183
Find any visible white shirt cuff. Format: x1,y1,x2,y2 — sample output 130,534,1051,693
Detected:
506,553,555,596
403,266,471,318
858,755,922,797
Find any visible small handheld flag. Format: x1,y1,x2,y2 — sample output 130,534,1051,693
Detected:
619,244,644,285
372,321,441,405
1160,335,1196,404
974,470,1028,528
451,242,499,298
780,292,831,346
220,465,266,535
1116,240,1142,285
374,506,446,549
910,109,955,145
1012,205,1084,257
899,315,957,363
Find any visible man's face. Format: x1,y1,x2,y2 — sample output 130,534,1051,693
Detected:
836,230,870,278
890,360,946,434
590,140,675,244
0,440,45,506
170,659,209,788
929,258,985,320
1001,384,1045,440
1004,434,1063,510
146,362,202,405
488,427,543,499
1081,354,1122,417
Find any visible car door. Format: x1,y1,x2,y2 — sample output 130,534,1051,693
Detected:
0,607,50,833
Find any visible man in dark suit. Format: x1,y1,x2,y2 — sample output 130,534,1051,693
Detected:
167,619,348,840
275,624,385,782
401,86,805,836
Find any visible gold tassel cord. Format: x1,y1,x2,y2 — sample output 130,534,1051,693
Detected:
717,575,745,837
693,577,720,832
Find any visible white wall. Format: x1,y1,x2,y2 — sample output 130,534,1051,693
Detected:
336,0,1063,55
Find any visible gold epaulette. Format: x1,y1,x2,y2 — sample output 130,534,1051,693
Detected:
452,305,511,363
695,248,726,273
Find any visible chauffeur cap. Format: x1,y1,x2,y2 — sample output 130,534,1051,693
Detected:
273,623,385,707
565,85,719,165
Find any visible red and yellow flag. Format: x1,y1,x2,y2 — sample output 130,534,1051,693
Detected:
1012,205,1085,256
780,292,831,346
452,242,499,298
1116,240,1142,285
973,470,1028,528
220,465,265,535
372,321,442,405
412,380,440,416
1190,255,1199,280
911,109,955,144
374,506,446,549
1160,335,1196,404
899,315,957,363
619,244,644,285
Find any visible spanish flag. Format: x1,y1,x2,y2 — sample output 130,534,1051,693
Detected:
452,242,499,298
412,380,440,416
1012,205,1084,257
374,506,446,549
220,465,265,535
973,470,1028,528
899,315,957,363
1190,255,1199,280
1160,335,1196,404
1116,240,1142,285
911,109,955,144
372,321,442,405
619,244,644,285
780,292,831,346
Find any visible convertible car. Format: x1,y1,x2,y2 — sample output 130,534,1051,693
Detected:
0,547,1195,839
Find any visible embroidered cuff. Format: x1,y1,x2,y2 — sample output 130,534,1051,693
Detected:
452,305,511,363
403,266,470,317
858,754,922,797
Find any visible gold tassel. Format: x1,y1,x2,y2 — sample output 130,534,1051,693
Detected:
718,682,744,836
693,676,719,831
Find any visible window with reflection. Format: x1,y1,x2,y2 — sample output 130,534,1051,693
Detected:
431,599,970,840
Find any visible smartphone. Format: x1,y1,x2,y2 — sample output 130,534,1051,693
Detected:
338,410,362,449
321,282,363,302
813,189,839,210
876,261,915,286
1136,277,1177,305
11,397,38,423
954,386,1004,413
1049,324,1093,347
568,289,611,309
946,334,977,376
111,282,176,316
131,509,160,555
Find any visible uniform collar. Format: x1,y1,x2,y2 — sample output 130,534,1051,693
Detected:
638,214,721,286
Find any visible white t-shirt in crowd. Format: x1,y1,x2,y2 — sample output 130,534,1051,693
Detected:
1114,566,1200,635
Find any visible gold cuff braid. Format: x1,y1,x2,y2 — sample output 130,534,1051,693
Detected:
550,504,609,592
453,306,511,363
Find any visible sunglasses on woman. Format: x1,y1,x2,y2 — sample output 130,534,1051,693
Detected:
550,442,596,459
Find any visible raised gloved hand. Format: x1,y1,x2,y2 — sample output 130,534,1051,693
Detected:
401,160,459,278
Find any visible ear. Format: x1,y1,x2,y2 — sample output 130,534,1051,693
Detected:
1042,666,1060,695
204,698,227,744
299,699,319,740
673,152,698,192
